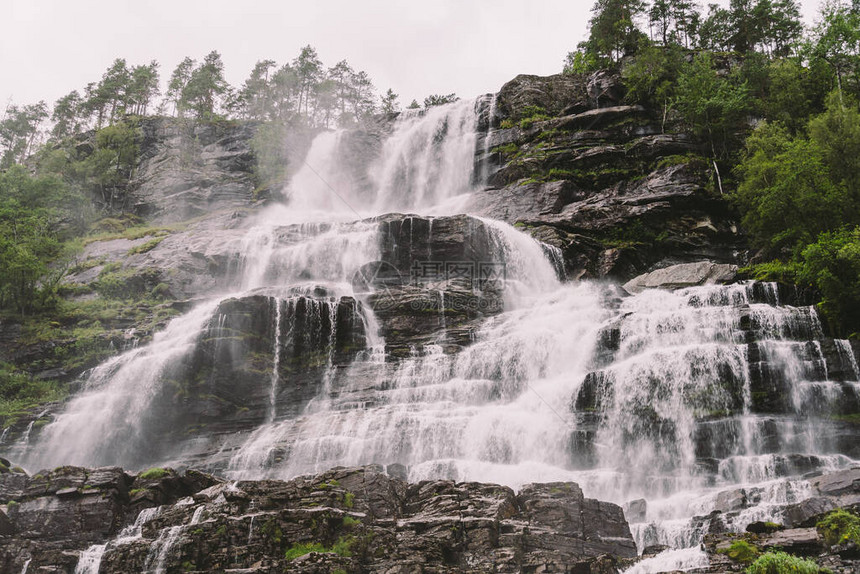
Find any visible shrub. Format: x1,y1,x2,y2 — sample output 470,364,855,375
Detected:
817,508,860,546
745,551,821,574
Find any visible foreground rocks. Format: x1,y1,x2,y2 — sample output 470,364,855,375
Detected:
0,464,636,573
698,467,860,574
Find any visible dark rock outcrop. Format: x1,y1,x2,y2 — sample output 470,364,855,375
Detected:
468,72,746,281
0,465,636,574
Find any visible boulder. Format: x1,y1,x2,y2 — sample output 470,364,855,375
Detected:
623,261,738,294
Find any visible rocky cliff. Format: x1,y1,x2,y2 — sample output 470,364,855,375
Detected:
0,464,636,573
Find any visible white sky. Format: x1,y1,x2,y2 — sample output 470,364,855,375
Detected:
1,0,826,112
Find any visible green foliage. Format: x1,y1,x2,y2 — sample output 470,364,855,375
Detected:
0,362,65,426
745,551,822,574
733,121,848,251
817,508,860,546
343,491,355,508
139,467,169,480
799,227,860,336
582,0,648,64
519,107,552,130
0,167,78,314
563,49,601,74
0,102,49,168
718,539,760,563
499,119,514,129
675,53,751,158
622,42,685,117
740,260,800,283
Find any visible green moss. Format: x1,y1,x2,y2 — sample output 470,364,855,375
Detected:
520,113,551,130
745,551,822,574
499,119,514,129
128,488,146,496
285,542,327,560
139,467,169,480
284,536,355,561
817,508,860,546
718,539,760,563
492,142,520,156
127,236,166,255
344,491,355,508
216,524,228,536
342,515,360,528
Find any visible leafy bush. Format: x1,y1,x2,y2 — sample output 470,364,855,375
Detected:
799,227,860,336
817,508,860,546
745,551,821,574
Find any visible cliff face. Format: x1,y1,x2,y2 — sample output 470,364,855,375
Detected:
0,464,636,573
467,72,744,281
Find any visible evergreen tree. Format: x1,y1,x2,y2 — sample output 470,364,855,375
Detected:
583,0,648,63
182,51,230,118
0,102,49,168
51,91,83,140
127,61,160,116
293,45,323,117
165,57,195,117
235,59,277,120
423,93,459,107
381,88,400,114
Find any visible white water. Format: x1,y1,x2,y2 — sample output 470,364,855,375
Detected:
74,544,106,574
144,525,183,574
12,99,860,573
20,558,31,574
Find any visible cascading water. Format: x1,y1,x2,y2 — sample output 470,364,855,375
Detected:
11,98,860,573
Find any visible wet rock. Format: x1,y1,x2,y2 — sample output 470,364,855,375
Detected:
784,497,838,528
714,488,748,513
496,73,591,119
625,499,648,523
587,70,626,107
811,468,860,498
0,464,641,573
746,521,783,534
623,261,737,294
762,527,825,555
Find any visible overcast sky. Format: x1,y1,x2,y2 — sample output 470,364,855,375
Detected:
1,0,826,113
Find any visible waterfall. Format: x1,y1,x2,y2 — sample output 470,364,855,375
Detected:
74,545,106,574
12,98,860,573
